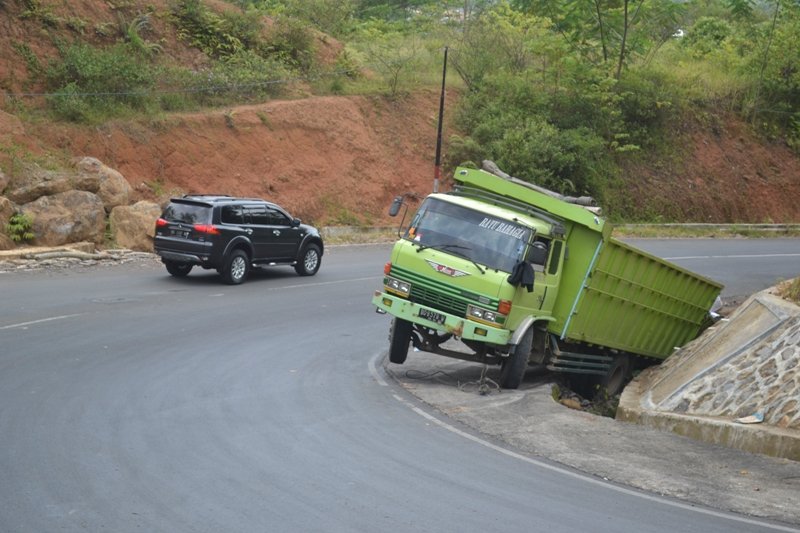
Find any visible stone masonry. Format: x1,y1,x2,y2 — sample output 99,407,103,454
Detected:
620,289,800,460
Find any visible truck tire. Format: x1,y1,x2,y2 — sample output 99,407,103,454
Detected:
572,354,631,399
601,354,631,397
388,318,412,364
499,327,532,389
222,249,250,285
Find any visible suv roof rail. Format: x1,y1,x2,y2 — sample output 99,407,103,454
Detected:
179,194,270,203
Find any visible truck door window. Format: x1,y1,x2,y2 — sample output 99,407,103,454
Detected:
548,240,563,275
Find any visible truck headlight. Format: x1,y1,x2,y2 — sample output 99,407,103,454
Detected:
467,304,504,326
385,276,411,297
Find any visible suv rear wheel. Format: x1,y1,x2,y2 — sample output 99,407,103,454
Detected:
164,260,193,278
295,244,321,276
222,249,250,285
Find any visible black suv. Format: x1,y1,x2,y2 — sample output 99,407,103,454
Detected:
154,195,323,284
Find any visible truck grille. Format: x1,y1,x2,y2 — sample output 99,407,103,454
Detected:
409,286,467,317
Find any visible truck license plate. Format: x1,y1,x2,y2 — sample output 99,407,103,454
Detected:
419,308,445,325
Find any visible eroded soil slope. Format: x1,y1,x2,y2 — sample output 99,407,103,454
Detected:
7,91,450,226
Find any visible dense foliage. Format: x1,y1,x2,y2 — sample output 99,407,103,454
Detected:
232,0,800,202
8,0,800,209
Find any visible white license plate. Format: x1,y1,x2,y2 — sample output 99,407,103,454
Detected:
419,308,445,325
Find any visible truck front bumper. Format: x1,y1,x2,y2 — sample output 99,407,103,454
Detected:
372,291,511,346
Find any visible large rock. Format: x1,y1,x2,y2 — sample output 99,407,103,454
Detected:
109,201,161,252
0,169,8,194
22,191,106,246
0,196,16,226
5,166,72,204
0,196,18,250
74,157,133,211
0,233,13,251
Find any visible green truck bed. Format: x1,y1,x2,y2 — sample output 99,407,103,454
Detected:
554,234,723,360
455,167,723,361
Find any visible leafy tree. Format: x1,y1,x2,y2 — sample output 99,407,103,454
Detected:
448,3,558,91
512,0,685,78
681,16,734,57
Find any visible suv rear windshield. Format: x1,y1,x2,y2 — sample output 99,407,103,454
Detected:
162,202,211,224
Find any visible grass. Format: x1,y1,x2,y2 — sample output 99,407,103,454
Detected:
320,226,398,245
778,278,800,305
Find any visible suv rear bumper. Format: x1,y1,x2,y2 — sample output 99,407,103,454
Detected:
156,250,206,264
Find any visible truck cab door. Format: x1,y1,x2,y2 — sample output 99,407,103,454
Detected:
510,238,563,320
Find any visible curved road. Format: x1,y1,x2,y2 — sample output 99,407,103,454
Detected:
1,239,799,532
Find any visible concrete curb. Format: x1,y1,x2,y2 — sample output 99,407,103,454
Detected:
618,381,800,461
618,289,800,461
0,242,96,260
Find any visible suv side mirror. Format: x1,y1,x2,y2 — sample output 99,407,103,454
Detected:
388,196,403,217
529,242,548,266
292,218,301,227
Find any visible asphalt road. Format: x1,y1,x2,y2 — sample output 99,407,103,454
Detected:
1,239,799,532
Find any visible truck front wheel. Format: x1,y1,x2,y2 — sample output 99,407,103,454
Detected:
499,327,532,389
388,318,412,364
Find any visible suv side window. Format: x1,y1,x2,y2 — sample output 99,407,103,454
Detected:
265,206,291,226
245,205,271,225
221,205,244,224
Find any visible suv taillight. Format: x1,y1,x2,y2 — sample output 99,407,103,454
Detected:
156,218,168,227
194,224,220,235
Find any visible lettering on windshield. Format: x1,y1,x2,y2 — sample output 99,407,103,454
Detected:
478,217,527,239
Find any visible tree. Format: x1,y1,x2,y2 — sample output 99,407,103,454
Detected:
512,0,685,78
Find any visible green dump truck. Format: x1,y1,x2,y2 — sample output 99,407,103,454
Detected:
372,163,723,394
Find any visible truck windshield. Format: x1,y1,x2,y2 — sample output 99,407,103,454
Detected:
405,198,531,273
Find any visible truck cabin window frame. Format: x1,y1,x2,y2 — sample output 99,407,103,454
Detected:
405,198,532,274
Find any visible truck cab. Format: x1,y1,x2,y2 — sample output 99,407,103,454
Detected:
373,169,572,389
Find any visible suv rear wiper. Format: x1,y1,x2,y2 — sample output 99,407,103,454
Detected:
414,242,485,274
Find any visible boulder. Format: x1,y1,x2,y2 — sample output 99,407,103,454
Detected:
0,196,16,225
74,157,133,211
0,233,13,251
109,201,161,252
22,191,106,246
0,196,18,249
5,166,72,204
0,169,8,194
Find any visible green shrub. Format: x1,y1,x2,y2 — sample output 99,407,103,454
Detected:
171,0,245,58
681,17,733,57
45,43,156,121
6,213,35,243
261,16,316,71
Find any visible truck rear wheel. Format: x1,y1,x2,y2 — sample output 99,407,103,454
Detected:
388,318,412,364
571,354,631,399
601,354,631,397
499,327,532,389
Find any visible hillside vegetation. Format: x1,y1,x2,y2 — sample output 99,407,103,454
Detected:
1,0,799,227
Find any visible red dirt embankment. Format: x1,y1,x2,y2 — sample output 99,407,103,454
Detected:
15,91,451,226
3,89,799,226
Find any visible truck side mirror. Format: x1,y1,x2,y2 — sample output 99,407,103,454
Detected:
388,196,403,217
529,242,548,266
